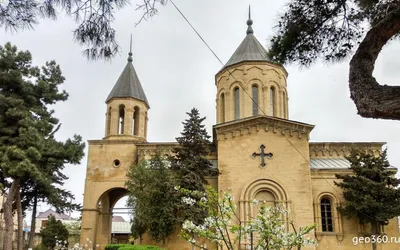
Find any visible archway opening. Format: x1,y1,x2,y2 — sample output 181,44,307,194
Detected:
96,188,132,246
111,195,132,244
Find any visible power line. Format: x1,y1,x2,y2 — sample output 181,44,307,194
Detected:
169,1,382,222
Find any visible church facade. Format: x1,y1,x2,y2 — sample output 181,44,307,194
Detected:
80,15,399,250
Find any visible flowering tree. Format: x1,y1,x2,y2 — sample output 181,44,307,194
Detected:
178,186,316,250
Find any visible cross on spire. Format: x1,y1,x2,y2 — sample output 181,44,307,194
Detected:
246,5,253,35
252,144,273,168
128,34,133,62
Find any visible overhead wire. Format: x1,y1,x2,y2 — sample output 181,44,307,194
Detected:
168,0,382,223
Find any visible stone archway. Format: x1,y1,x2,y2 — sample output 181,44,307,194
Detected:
80,186,128,250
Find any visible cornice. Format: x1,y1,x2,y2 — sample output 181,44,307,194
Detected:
213,115,314,141
309,142,385,158
215,61,288,81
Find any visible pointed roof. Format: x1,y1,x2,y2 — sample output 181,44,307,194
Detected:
222,7,270,71
106,49,150,107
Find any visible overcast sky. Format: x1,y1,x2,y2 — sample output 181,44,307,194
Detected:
1,0,400,222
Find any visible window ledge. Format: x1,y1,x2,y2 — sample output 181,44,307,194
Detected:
315,232,344,242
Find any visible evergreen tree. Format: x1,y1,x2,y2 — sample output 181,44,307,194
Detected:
25,134,85,248
0,42,81,250
268,0,400,120
126,152,178,245
40,215,70,249
170,108,218,224
335,149,400,240
0,0,167,60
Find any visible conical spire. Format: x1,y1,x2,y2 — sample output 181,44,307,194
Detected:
106,36,149,107
220,7,269,71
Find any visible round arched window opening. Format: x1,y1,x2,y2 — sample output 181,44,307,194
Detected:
113,159,121,168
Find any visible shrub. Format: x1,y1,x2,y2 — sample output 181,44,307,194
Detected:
105,244,130,250
33,245,47,250
119,246,163,250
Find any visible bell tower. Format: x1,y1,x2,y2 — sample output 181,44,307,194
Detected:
215,7,288,123
104,39,149,142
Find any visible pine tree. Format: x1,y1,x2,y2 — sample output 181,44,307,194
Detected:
335,149,400,240
0,42,82,250
40,215,70,249
268,0,400,120
126,152,178,245
170,108,218,224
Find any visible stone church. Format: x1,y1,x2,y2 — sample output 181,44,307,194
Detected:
80,13,399,250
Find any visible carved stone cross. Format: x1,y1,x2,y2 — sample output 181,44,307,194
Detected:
252,144,273,168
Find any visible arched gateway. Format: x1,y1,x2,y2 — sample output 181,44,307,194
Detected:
81,11,398,250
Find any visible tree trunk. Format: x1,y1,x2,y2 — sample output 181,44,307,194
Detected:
16,187,23,250
3,178,20,250
349,6,400,120
28,190,38,248
371,221,379,250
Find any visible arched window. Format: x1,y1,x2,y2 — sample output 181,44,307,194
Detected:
118,105,125,135
106,107,111,136
282,91,286,118
252,85,259,116
320,198,334,232
234,87,240,119
220,93,225,122
133,106,140,135
255,190,275,207
270,87,275,116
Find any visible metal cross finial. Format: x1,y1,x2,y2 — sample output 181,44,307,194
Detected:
252,144,273,168
246,5,254,35
249,5,251,20
128,34,133,62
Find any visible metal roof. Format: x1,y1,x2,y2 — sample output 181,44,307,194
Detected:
310,158,351,169
221,11,270,71
106,53,149,107
112,222,132,234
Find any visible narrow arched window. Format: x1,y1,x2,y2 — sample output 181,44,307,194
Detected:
321,198,334,232
133,106,140,135
252,85,259,116
234,87,240,119
106,107,111,136
220,93,225,122
283,91,286,118
270,87,275,116
118,105,125,135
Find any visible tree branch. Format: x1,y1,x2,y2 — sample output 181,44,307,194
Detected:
349,5,400,120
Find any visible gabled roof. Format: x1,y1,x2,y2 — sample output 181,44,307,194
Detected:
220,9,271,72
112,216,126,222
106,52,149,107
37,209,71,220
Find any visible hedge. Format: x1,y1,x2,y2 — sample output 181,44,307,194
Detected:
105,244,163,250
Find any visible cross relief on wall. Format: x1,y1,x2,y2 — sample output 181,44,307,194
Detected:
252,144,273,168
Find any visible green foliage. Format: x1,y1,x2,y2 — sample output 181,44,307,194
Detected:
170,108,218,224
33,244,47,250
179,186,316,250
0,1,166,60
268,0,397,65
0,42,85,249
105,244,131,250
105,244,163,250
335,149,400,233
65,221,81,245
40,215,69,249
126,152,178,243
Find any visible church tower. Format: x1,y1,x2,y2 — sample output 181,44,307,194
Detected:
215,8,288,123
104,48,149,142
